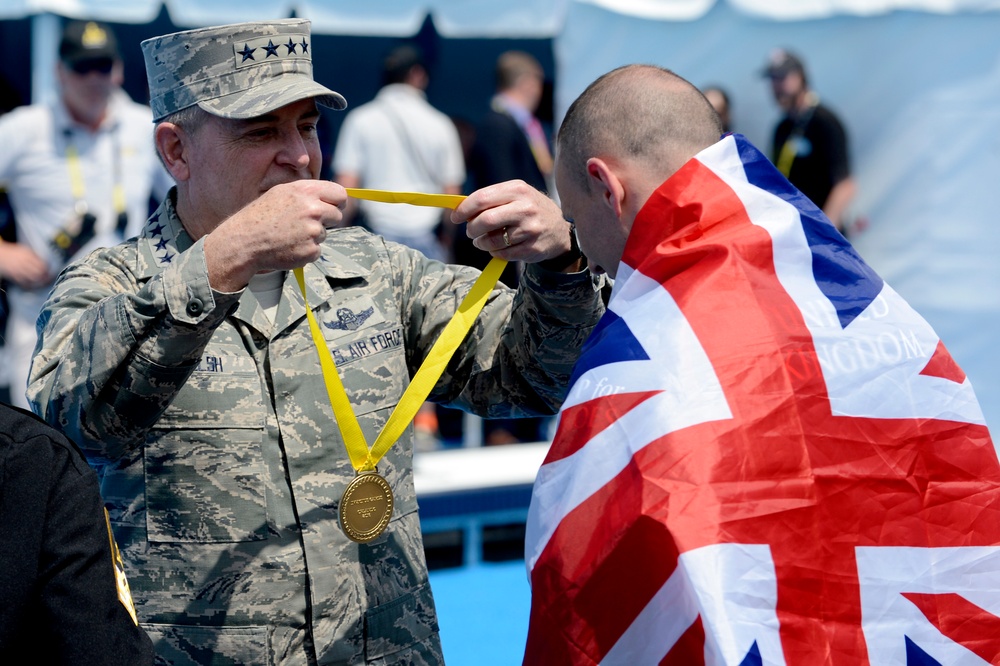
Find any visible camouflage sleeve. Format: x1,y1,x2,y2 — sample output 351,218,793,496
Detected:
27,239,241,463
391,242,606,418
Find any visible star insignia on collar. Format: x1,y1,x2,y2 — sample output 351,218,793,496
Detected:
149,223,165,237
299,38,309,54
154,237,168,251
263,39,280,58
160,251,174,264
285,38,298,55
238,43,256,62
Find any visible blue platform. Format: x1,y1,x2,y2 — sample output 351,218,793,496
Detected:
416,443,545,664
429,560,531,666
415,443,546,565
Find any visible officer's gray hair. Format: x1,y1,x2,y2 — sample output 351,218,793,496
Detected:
153,105,209,170
158,105,208,133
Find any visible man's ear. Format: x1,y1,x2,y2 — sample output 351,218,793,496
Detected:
154,122,191,182
586,157,624,218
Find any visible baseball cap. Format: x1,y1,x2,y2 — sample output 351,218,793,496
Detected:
60,21,120,66
761,48,805,79
141,19,347,122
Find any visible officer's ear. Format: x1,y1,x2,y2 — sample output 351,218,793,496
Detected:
154,122,191,182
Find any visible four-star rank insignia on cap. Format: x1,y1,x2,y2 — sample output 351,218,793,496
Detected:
234,34,310,69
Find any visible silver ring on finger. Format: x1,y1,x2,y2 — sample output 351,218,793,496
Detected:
502,226,511,248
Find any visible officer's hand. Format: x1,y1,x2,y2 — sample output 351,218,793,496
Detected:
0,241,52,290
204,180,346,292
453,180,573,264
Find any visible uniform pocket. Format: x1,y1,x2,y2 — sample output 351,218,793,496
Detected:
146,623,271,666
156,348,264,429
144,347,268,543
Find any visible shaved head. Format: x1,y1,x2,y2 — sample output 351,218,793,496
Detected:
557,65,723,190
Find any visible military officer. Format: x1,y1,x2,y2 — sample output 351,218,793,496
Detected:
28,19,604,665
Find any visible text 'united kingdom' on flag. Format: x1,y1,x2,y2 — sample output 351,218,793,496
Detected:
524,134,1000,665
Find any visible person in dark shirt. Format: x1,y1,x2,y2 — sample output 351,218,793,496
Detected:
469,51,552,196
453,51,557,445
763,48,855,233
459,50,553,288
0,402,153,665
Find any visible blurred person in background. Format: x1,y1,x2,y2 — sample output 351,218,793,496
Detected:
0,73,24,405
460,50,554,289
333,43,465,263
469,51,553,198
448,50,559,445
763,48,854,233
702,84,732,133
0,19,172,408
333,43,467,447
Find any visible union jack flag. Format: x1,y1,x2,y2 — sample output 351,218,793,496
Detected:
524,134,1000,665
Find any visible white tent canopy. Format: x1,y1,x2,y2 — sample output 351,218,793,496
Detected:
1,0,566,37
6,0,1000,35
6,0,1000,434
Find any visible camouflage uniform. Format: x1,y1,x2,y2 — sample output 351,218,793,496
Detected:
28,191,604,665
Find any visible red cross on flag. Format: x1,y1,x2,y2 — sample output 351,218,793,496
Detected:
524,134,1000,665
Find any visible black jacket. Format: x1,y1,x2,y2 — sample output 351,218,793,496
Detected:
469,108,548,194
456,109,550,288
0,403,153,664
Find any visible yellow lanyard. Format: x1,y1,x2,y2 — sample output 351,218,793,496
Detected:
776,97,819,178
65,143,87,204
293,188,507,472
65,137,127,221
775,138,797,178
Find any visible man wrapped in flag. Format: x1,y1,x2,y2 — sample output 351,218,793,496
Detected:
525,64,1000,664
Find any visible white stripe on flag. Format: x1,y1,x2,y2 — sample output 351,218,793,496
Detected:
601,543,786,666
526,268,731,571
698,138,986,425
857,545,1000,665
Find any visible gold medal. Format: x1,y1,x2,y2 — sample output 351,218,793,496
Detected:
339,471,394,543
294,195,503,547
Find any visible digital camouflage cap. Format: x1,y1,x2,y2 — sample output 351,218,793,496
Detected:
141,19,347,122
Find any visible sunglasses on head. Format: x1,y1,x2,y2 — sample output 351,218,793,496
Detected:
68,57,114,75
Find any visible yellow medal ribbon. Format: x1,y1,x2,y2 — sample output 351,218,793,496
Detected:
293,188,507,473
344,187,467,210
